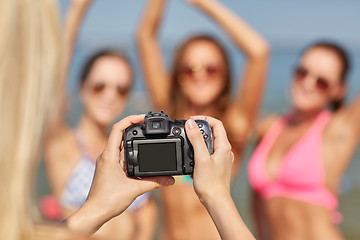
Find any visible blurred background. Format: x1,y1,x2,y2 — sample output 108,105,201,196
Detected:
38,0,360,239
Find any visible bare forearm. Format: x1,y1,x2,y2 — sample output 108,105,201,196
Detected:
192,0,268,130
337,93,360,138
136,0,170,110
202,191,255,240
64,0,92,68
136,0,167,37
234,56,268,121
65,200,111,236
191,0,268,59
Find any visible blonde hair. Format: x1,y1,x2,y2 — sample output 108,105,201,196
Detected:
0,0,68,239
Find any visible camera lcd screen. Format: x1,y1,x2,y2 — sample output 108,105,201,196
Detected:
138,142,177,172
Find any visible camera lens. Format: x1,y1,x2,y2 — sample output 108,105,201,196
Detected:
152,121,162,129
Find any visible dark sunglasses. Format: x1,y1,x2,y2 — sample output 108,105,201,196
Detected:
91,83,130,97
294,66,330,91
181,63,222,78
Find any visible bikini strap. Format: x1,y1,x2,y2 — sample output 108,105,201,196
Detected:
301,110,332,137
259,115,287,146
316,110,332,130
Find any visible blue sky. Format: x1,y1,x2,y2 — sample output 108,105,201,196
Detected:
58,0,360,52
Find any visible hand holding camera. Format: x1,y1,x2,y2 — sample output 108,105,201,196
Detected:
67,112,244,238
124,111,213,177
66,114,175,235
123,111,234,206
123,111,235,203
185,116,234,203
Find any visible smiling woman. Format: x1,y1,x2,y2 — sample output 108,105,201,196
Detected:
78,51,132,125
136,0,269,239
248,41,357,240
45,49,140,240
0,0,256,239
292,43,349,112
44,1,158,239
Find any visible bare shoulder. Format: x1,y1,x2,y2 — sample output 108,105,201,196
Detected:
256,114,280,140
44,127,78,165
44,127,81,196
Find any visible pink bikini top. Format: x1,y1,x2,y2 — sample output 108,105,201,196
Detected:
248,110,338,210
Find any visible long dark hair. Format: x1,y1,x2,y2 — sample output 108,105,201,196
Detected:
302,41,350,111
79,49,133,88
170,35,232,118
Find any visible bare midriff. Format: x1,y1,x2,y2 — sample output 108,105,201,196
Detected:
264,197,343,240
160,184,221,240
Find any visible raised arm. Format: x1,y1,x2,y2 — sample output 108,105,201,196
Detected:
325,92,360,172
45,0,92,136
64,0,93,69
136,0,171,111
189,0,269,137
334,92,360,139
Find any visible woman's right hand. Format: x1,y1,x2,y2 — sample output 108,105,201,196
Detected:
185,116,255,240
185,116,234,203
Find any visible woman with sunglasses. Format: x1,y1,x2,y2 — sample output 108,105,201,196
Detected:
136,0,268,239
44,1,157,239
248,41,354,240
0,0,256,239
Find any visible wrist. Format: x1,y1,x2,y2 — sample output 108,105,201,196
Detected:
199,187,231,209
66,199,111,236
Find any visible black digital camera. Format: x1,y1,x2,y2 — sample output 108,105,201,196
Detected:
124,111,213,177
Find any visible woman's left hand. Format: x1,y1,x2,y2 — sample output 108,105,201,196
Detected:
66,114,175,235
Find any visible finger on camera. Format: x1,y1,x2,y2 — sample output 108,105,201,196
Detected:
190,115,231,154
135,176,175,192
185,119,209,158
106,114,145,158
